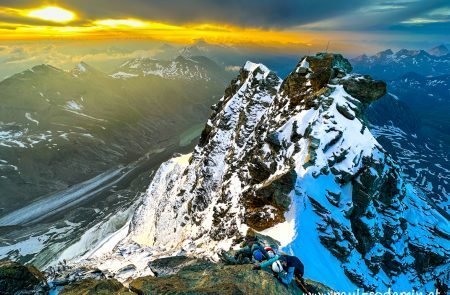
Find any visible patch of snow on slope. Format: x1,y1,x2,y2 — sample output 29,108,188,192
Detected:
65,100,83,111
286,186,357,291
77,63,87,73
25,112,39,125
57,205,134,265
130,153,192,248
110,72,139,79
63,109,107,122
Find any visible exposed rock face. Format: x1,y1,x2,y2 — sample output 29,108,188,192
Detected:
342,77,386,104
244,170,296,231
83,53,448,292
0,260,48,294
57,255,331,294
130,257,331,295
60,278,133,295
130,61,285,248
147,256,203,277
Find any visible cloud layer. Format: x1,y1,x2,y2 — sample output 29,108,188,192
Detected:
303,0,450,31
0,0,447,30
0,0,370,27
0,0,447,55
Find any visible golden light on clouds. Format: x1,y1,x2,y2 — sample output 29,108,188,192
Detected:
0,20,307,48
26,6,76,23
0,5,322,50
94,19,148,28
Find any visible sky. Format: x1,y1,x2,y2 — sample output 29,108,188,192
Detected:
0,0,449,77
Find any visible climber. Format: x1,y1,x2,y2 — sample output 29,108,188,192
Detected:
264,246,277,258
253,254,305,287
218,234,270,265
252,249,265,262
233,235,270,263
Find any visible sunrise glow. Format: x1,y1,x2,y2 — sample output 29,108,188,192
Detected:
0,1,444,53
26,6,76,23
0,4,317,48
0,14,314,50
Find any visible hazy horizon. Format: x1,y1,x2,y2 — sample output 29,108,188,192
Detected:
0,0,449,78
1,39,449,81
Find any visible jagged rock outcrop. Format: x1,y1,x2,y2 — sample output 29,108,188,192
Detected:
60,278,134,295
342,77,386,104
0,260,48,294
74,53,448,292
129,257,331,295
56,256,331,295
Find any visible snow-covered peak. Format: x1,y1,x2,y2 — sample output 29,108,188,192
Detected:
299,58,310,69
77,62,87,73
375,49,394,59
111,55,221,81
70,62,100,77
30,64,63,74
428,44,449,57
110,72,138,79
71,53,449,292
243,61,270,74
179,45,204,57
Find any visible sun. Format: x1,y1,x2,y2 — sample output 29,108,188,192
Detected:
27,6,76,23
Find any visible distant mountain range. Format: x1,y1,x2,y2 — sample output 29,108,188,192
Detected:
351,44,450,80
0,56,231,217
357,46,450,211
154,40,303,79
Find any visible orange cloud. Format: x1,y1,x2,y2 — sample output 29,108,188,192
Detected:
0,5,382,55
0,5,315,49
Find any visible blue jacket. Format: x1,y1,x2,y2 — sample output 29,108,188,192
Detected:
260,255,304,285
236,242,269,260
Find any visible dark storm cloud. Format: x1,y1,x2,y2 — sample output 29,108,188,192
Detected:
0,0,369,27
0,0,448,32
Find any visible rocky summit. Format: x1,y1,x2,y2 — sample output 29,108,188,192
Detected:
42,256,330,295
123,53,448,291
129,257,332,295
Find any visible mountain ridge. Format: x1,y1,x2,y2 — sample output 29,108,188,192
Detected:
351,47,450,80
61,53,449,292
0,55,232,269
111,55,231,82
